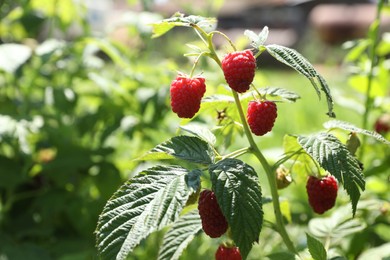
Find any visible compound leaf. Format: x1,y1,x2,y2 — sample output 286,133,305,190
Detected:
158,209,202,260
209,158,263,259
96,165,197,260
265,44,335,118
298,133,365,216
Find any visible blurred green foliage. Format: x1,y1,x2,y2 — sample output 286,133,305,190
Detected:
0,1,179,258
0,0,389,259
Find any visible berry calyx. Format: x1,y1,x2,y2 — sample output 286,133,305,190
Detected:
170,75,206,118
215,245,242,260
306,174,338,214
222,50,256,93
247,100,277,136
198,190,228,238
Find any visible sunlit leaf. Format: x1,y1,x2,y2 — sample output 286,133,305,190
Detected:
309,205,366,241
0,44,32,73
324,120,390,145
357,242,390,260
306,233,327,260
256,87,300,102
152,13,217,38
282,135,318,177
245,26,269,49
138,136,215,164
265,44,335,118
180,123,217,146
96,165,195,260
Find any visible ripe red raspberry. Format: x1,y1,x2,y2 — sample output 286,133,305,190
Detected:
306,175,338,214
198,190,228,238
215,245,242,260
222,50,256,93
374,114,390,134
170,75,206,118
247,100,277,136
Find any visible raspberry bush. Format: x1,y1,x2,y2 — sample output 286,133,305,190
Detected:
95,13,390,260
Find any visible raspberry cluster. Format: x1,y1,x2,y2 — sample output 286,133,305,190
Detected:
222,50,256,93
170,75,206,118
306,175,338,214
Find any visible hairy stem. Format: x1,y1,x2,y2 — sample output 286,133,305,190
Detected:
232,92,298,255
192,24,298,254
220,147,251,160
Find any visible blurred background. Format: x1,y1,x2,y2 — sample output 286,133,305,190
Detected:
0,0,389,259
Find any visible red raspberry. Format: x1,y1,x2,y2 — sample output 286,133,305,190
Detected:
215,245,242,260
222,50,256,93
374,114,390,134
247,100,277,136
306,175,338,214
170,75,206,118
198,190,228,238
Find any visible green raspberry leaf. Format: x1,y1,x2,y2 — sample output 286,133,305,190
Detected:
281,135,318,177
96,165,196,260
306,233,327,260
180,123,217,146
297,133,365,216
137,135,215,165
157,209,202,260
152,13,217,38
324,119,390,145
209,158,263,259
265,44,335,118
308,204,366,243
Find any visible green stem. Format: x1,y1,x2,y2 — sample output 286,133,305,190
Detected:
192,24,298,255
360,0,384,159
220,147,251,160
232,92,298,255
